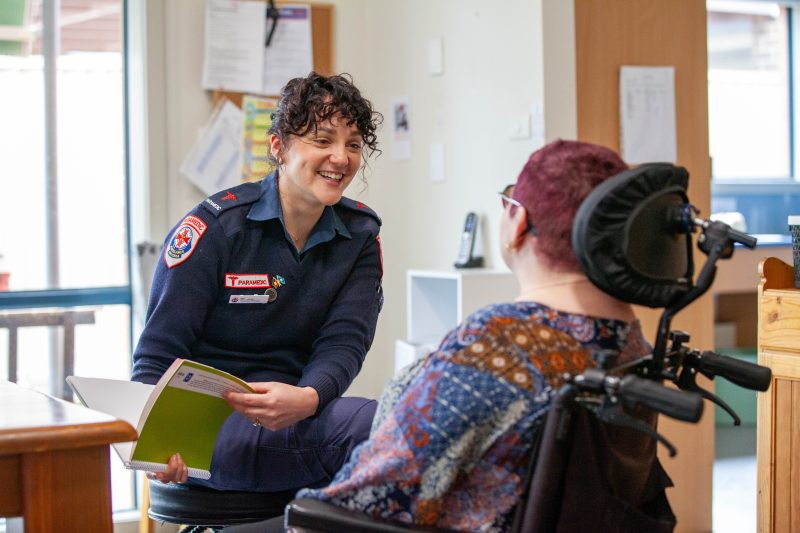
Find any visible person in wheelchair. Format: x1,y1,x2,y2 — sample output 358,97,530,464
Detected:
296,139,669,531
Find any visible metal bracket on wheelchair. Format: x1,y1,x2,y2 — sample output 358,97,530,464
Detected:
651,327,775,427
570,368,678,457
670,331,741,426
648,211,758,379
596,398,678,457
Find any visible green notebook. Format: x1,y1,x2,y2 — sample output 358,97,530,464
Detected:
67,359,253,479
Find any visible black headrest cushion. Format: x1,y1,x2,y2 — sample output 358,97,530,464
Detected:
572,163,693,308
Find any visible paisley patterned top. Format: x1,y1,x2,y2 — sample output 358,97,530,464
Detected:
298,301,650,532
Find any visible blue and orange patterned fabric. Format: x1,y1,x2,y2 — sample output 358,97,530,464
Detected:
298,301,650,532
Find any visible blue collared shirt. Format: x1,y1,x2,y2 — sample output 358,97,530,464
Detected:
247,175,351,256
133,172,383,411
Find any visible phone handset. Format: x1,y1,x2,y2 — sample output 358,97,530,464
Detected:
454,212,483,268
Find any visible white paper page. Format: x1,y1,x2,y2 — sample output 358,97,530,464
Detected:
262,5,313,95
166,365,253,396
180,99,244,196
66,376,154,461
202,0,267,93
619,66,677,164
135,359,254,440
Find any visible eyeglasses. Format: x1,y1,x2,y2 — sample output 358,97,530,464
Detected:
499,184,523,210
499,184,536,235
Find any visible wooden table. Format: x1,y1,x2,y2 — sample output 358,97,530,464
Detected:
0,380,137,532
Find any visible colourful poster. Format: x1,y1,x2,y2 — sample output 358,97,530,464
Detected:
241,95,279,182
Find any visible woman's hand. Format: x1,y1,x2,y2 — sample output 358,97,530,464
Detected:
148,453,189,484
224,383,320,431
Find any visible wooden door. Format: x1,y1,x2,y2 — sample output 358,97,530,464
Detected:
574,1,713,531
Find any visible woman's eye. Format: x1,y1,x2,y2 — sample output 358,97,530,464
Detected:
349,143,362,150
314,138,330,145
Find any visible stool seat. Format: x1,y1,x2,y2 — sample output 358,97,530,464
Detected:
148,480,294,527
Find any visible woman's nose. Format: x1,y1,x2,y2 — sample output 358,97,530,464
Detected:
329,144,348,165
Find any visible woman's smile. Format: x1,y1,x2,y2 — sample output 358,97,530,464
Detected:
318,170,345,183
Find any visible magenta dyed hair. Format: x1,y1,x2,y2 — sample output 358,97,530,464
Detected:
512,139,627,272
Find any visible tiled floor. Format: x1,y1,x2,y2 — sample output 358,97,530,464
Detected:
713,425,757,533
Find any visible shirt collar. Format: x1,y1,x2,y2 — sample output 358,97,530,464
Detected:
247,172,351,252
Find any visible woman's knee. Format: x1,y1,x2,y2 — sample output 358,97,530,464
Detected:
306,397,377,449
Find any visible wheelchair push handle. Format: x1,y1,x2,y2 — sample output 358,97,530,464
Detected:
618,374,704,423
690,350,772,392
727,226,757,249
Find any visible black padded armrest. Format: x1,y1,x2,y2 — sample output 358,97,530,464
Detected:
285,498,459,533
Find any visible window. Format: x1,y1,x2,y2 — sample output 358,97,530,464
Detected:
0,0,135,513
708,1,792,180
708,0,800,234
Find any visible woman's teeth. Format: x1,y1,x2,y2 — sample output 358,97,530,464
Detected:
318,171,343,182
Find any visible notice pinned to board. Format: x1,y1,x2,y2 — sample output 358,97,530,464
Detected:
619,66,677,164
241,95,278,182
180,99,244,196
202,1,313,96
262,6,314,95
202,0,267,94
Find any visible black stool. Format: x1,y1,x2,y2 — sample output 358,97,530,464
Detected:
148,481,294,531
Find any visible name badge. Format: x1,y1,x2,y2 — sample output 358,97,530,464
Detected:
229,288,277,304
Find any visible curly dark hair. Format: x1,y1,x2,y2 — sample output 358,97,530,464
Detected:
269,72,383,168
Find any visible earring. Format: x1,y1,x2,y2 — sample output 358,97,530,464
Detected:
505,241,517,252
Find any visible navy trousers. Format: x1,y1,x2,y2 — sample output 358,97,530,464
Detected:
188,396,377,492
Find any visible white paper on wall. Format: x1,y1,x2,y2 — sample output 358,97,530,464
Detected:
262,5,314,95
179,99,244,196
619,66,677,164
202,0,267,93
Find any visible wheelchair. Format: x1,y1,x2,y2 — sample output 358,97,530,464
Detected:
281,163,773,532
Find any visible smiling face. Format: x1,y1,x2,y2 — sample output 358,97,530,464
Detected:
271,115,363,209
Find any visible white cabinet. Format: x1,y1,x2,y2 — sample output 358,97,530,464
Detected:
395,269,519,372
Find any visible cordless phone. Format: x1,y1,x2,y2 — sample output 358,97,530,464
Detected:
454,212,483,268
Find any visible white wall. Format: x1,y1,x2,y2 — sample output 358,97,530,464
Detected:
136,0,576,399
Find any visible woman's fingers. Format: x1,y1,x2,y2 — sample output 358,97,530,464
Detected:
225,383,316,430
177,453,189,483
151,453,187,484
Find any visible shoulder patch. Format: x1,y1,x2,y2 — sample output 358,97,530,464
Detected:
336,197,382,226
201,182,263,218
164,214,208,268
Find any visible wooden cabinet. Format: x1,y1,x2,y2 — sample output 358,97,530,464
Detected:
757,257,800,532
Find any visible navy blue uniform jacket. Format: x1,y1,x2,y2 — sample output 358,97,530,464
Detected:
132,172,383,412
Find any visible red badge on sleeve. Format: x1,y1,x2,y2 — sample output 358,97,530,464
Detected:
164,215,207,268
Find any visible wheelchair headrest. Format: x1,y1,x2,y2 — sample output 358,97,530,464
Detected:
572,163,693,308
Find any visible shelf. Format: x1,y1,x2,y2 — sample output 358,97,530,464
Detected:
406,269,518,345
395,268,517,373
